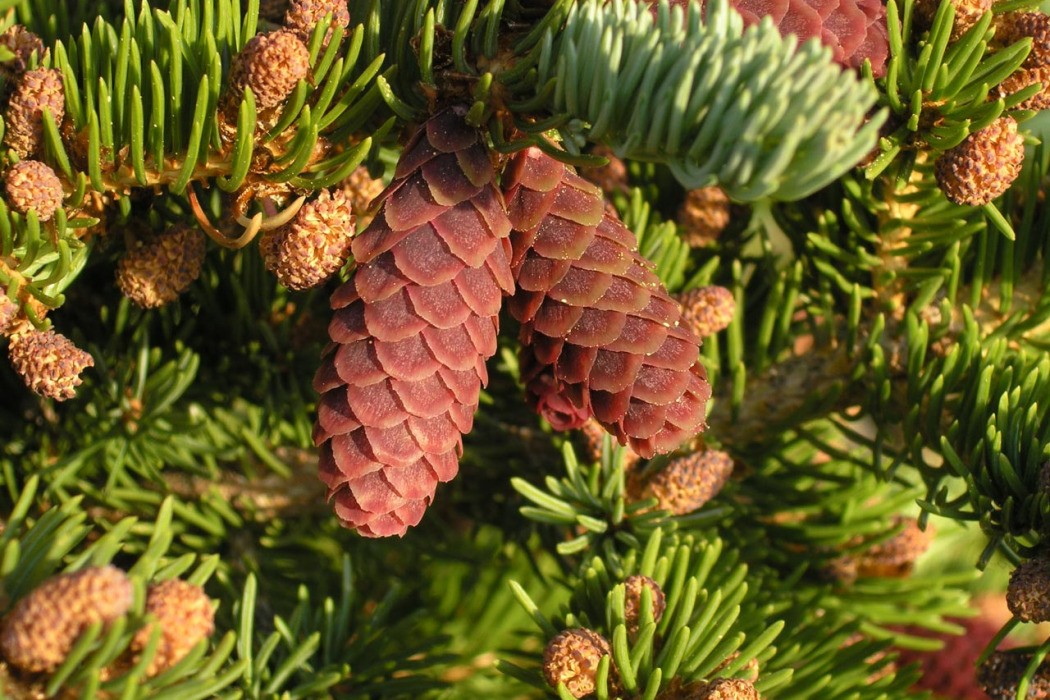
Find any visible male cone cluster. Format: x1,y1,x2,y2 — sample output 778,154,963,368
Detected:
312,106,513,537
502,147,710,459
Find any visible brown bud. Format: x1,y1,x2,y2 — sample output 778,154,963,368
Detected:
227,30,310,113
677,187,730,247
7,327,93,400
284,0,350,48
543,628,617,698
0,566,133,673
675,286,735,339
1007,556,1050,623
4,160,63,222
4,67,64,158
633,449,734,516
936,117,1025,207
623,575,666,639
259,188,355,290
978,650,1050,700
117,223,206,308
132,579,215,677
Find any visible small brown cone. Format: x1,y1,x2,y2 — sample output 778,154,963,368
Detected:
853,517,934,578
632,449,733,515
260,189,355,290
117,223,207,308
935,117,1025,206
8,327,93,400
313,106,513,537
503,147,710,459
0,292,17,336
580,144,628,194
623,575,666,639
579,417,641,470
914,0,993,40
284,0,350,48
677,187,731,247
225,30,310,115
675,286,735,339
131,579,215,677
0,26,45,79
0,566,133,674
3,67,64,158
1007,556,1050,623
995,12,1050,68
997,65,1050,112
340,165,386,228
542,628,618,698
4,160,64,222
700,678,760,700
978,650,1050,700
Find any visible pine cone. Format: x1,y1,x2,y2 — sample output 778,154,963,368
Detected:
131,579,215,677
677,187,731,247
226,30,310,114
1007,556,1050,623
260,189,355,290
0,26,45,79
978,650,1050,700
117,223,207,308
853,517,934,578
631,448,733,514
313,106,513,537
503,147,710,459
4,67,64,158
996,65,1050,111
0,566,133,674
340,165,386,228
675,286,735,339
542,628,618,698
995,12,1050,68
284,0,350,48
935,117,1025,206
914,0,992,40
623,575,666,639
701,678,760,700
4,159,64,222
8,327,94,400
0,291,17,336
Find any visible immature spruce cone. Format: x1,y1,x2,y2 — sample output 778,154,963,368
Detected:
978,650,1050,700
4,159,63,222
935,117,1025,206
4,67,64,158
313,106,513,537
675,286,735,339
623,575,666,638
678,187,731,247
543,628,617,698
0,26,45,78
8,327,93,400
0,566,133,673
226,30,310,113
285,0,350,48
503,147,710,459
259,189,355,290
132,579,215,677
117,223,207,308
632,448,734,514
1007,556,1050,623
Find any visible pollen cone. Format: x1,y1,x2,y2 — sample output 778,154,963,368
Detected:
503,147,710,458
313,106,512,537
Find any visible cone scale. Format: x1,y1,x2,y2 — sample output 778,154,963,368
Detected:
502,147,711,458
313,106,512,537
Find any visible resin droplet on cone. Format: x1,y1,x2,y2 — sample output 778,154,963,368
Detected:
502,147,710,458
313,106,512,537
